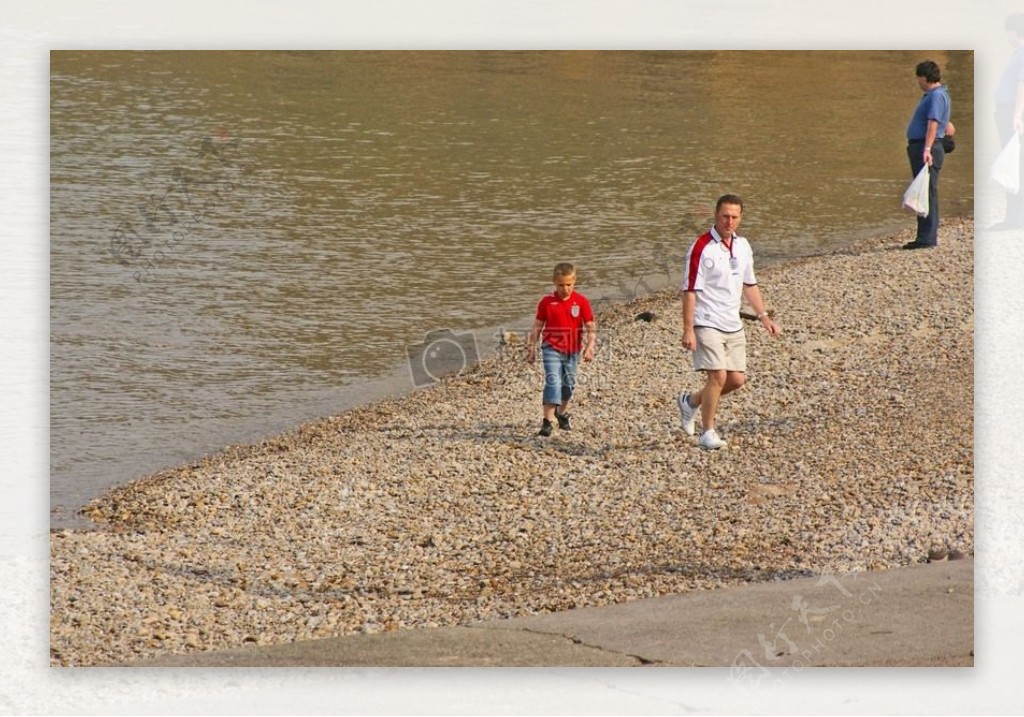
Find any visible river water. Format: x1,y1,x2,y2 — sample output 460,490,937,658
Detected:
49,50,974,526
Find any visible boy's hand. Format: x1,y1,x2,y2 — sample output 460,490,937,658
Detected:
525,344,536,364
583,345,595,362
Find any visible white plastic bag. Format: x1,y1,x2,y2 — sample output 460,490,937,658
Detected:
991,131,1021,195
902,165,930,217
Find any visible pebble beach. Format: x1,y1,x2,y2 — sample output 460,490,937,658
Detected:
49,218,974,667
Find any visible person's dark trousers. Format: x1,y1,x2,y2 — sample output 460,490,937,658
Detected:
995,104,1024,226
907,139,944,246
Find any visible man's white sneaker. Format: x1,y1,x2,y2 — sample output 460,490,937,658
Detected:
678,392,698,436
698,429,726,450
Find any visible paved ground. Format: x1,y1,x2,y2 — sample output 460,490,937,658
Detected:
131,559,973,668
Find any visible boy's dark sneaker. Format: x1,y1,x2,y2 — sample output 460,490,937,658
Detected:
538,419,553,437
555,412,571,430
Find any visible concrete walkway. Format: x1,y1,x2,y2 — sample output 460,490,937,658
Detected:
132,559,972,668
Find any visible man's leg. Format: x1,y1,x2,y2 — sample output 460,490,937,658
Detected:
691,370,745,431
907,143,943,245
923,145,943,244
698,369,726,431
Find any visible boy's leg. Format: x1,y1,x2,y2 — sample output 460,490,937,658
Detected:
541,345,562,421
559,351,580,411
555,351,580,429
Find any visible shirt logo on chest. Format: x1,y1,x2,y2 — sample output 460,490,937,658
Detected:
570,304,580,318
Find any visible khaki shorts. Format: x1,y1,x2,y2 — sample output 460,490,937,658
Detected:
693,326,747,372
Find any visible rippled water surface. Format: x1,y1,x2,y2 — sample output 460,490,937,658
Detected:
50,51,974,524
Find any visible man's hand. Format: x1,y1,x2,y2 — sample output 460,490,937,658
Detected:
682,328,697,352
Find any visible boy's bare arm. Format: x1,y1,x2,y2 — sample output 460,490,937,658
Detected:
525,319,545,362
526,318,544,346
583,320,597,360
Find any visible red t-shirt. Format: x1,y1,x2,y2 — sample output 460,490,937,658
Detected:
536,291,594,354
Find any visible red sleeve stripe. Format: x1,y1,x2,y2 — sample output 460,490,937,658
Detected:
685,232,713,292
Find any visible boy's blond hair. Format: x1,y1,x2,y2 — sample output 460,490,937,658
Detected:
553,262,576,279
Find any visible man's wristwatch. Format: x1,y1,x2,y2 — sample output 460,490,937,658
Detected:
756,311,768,320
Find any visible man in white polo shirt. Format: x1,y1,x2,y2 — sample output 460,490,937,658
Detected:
678,194,781,450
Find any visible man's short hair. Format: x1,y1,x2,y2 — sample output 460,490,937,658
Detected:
915,60,941,84
716,194,744,213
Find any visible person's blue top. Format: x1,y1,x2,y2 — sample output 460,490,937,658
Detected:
906,85,951,140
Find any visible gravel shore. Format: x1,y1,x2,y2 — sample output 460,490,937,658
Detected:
50,218,974,667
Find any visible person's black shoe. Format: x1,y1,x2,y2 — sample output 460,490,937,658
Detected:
901,241,935,250
538,418,553,437
555,412,571,430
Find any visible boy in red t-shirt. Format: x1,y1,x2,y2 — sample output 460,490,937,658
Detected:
525,263,597,436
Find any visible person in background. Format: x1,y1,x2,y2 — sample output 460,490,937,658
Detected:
902,60,952,250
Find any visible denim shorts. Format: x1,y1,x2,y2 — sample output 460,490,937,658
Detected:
541,344,581,405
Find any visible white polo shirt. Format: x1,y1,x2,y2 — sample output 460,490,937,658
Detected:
680,227,757,333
